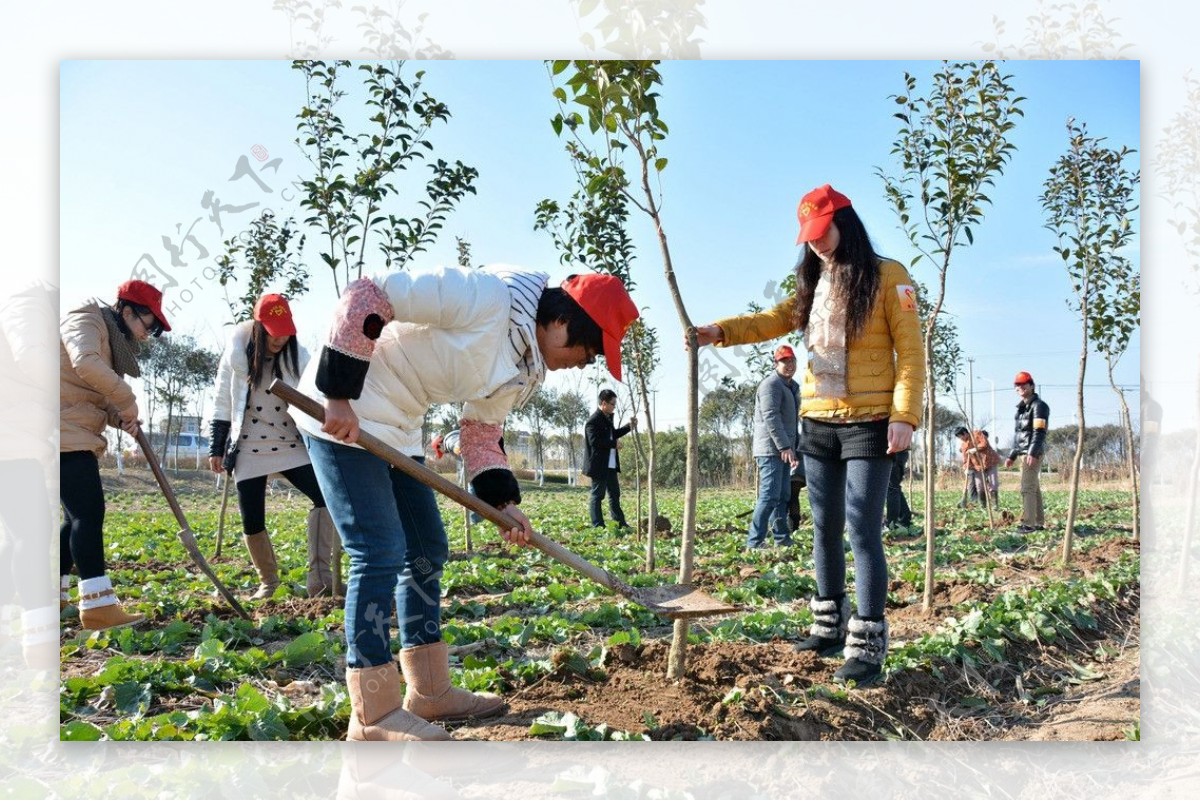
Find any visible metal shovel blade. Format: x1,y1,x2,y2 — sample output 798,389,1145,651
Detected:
622,584,740,619
272,380,739,620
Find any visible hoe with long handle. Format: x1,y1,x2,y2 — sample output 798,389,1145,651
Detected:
272,380,738,620
135,429,251,620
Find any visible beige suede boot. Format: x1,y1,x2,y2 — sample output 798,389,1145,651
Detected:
243,531,280,600
346,663,451,741
400,640,506,722
305,508,337,598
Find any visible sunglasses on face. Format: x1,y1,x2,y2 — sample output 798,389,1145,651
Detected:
139,312,164,337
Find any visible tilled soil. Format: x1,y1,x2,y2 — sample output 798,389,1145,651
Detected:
454,596,1138,742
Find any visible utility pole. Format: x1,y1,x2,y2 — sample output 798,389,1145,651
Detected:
967,357,975,431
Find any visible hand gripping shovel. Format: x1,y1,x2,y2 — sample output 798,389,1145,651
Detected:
272,381,738,620
135,428,251,620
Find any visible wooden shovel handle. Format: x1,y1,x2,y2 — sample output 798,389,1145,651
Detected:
271,381,631,594
134,428,250,620
136,428,191,531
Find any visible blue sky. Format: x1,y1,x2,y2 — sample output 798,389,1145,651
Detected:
60,59,1141,447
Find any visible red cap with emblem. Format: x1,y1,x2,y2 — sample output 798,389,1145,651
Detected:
796,184,852,244
253,293,297,337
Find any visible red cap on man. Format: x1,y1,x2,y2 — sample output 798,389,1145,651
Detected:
1013,370,1034,386
253,293,297,337
561,273,639,382
116,279,172,333
796,184,853,244
774,344,796,362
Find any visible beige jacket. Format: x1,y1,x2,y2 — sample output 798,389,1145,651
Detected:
60,302,137,456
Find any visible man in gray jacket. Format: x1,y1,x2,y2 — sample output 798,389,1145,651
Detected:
748,344,801,548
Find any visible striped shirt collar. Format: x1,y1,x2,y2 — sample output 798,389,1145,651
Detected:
480,265,550,408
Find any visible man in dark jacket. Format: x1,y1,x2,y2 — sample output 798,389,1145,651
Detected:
1004,370,1050,532
748,345,801,548
584,389,636,529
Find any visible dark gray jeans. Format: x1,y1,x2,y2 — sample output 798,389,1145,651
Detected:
804,453,892,618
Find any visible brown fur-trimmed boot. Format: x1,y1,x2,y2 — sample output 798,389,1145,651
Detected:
345,663,451,741
243,531,280,600
400,640,506,722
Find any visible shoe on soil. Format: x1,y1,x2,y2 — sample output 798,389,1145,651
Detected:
794,634,845,657
833,615,888,688
346,663,451,741
80,602,144,632
77,578,145,631
794,594,850,656
400,640,506,722
306,508,338,598
833,657,884,687
244,531,280,600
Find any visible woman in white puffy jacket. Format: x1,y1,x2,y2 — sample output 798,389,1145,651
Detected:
293,264,639,741
208,294,338,600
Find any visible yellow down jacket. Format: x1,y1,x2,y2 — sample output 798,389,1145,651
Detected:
714,259,925,428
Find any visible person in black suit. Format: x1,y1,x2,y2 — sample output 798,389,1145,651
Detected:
583,389,636,529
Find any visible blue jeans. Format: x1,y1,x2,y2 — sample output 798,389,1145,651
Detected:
748,455,792,547
804,453,892,618
305,436,448,668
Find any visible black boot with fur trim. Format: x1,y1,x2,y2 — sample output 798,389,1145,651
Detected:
793,594,850,657
833,615,888,687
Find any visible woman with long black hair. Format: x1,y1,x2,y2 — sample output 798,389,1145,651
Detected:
208,294,337,600
694,185,925,686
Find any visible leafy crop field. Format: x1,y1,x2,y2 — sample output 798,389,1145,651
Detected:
59,468,1139,741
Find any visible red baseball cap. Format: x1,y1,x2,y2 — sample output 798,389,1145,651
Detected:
1014,371,1034,386
253,293,297,337
116,279,172,333
774,344,796,361
796,184,852,244
561,273,639,382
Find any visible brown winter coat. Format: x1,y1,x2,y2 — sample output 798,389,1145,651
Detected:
60,302,137,456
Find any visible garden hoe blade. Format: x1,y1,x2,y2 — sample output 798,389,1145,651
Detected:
135,429,251,620
272,381,740,620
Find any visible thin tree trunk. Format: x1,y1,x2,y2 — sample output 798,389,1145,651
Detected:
624,385,644,543
1106,359,1138,541
641,204,697,681
1062,305,1089,564
922,334,937,611
921,255,951,612
669,338,698,680
640,367,659,572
